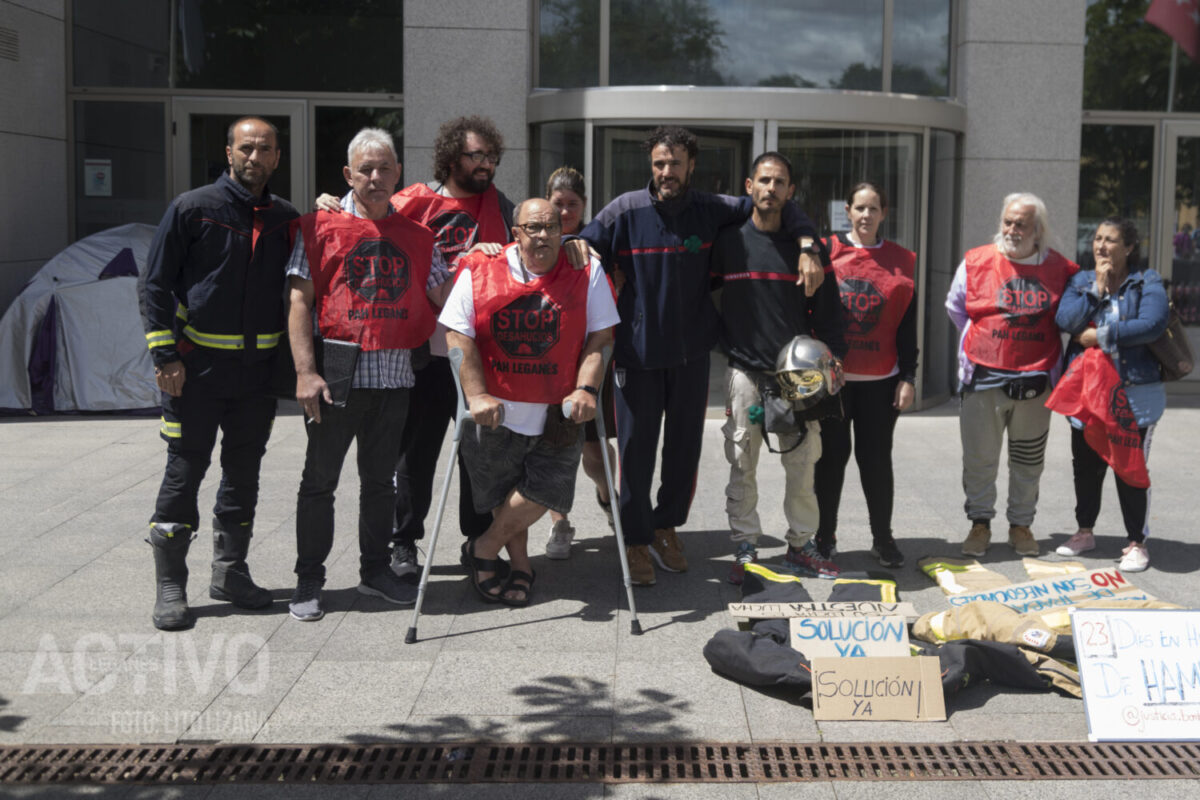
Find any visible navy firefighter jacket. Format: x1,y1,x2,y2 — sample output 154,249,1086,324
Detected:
140,172,298,367
581,181,818,371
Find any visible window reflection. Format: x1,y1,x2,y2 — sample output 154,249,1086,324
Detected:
74,101,166,237
538,0,599,88
1170,135,1200,325
72,0,169,88
609,0,884,89
923,130,960,403
1084,0,1199,112
1077,124,1153,269
314,107,403,198
593,126,751,208
891,0,950,95
539,0,951,94
777,128,920,250
532,122,586,202
173,0,403,92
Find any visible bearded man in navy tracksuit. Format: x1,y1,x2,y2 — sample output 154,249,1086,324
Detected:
581,126,825,587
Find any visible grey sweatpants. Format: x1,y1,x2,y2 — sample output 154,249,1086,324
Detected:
959,386,1051,527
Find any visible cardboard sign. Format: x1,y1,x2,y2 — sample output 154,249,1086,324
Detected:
728,601,916,619
1072,609,1200,741
811,656,945,721
945,569,1154,613
791,615,911,659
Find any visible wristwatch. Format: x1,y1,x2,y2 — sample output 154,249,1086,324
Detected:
576,385,599,396
800,244,818,256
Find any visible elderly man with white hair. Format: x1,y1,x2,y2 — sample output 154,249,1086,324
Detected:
285,127,452,621
946,193,1080,558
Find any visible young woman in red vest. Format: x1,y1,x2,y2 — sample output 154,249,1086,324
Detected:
814,182,917,568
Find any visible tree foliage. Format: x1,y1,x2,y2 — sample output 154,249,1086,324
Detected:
539,0,726,87
1083,0,1199,111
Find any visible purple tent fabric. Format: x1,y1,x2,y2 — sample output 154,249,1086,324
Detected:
98,248,138,279
27,296,58,415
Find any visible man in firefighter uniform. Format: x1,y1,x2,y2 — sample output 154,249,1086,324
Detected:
139,116,298,631
286,128,451,622
946,193,1079,557
581,126,824,587
441,198,618,606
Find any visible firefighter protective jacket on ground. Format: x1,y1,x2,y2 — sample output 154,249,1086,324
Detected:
702,563,1065,700
140,173,299,366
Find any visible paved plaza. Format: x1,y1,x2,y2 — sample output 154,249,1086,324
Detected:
1,379,1198,798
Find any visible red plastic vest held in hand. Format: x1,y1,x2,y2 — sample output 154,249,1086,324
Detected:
962,245,1079,372
298,210,437,351
468,245,590,403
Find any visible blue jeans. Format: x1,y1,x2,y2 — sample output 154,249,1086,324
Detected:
295,388,409,581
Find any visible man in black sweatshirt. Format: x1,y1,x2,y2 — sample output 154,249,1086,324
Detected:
711,152,846,585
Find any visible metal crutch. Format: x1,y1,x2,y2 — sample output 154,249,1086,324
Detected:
590,345,642,635
405,346,469,644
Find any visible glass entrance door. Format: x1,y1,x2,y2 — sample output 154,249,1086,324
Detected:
1160,122,1200,377
171,98,307,207
595,125,754,207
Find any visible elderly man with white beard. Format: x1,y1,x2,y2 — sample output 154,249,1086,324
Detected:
946,193,1079,558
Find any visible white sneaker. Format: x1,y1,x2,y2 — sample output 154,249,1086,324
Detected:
545,519,575,560
1056,530,1096,557
1118,542,1149,572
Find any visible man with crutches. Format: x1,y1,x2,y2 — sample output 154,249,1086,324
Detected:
437,198,618,605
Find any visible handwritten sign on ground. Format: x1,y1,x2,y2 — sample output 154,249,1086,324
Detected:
945,569,1154,614
728,601,916,619
1072,609,1200,741
791,615,910,659
811,656,945,721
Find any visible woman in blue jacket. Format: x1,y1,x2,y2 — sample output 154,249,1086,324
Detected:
1054,217,1168,572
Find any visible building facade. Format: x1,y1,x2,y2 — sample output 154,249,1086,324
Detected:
1,0,1196,406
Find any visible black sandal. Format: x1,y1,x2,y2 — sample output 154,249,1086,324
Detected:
596,491,616,529
466,539,505,603
500,569,536,608
461,539,510,579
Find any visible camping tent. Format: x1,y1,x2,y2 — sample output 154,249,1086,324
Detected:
0,223,159,414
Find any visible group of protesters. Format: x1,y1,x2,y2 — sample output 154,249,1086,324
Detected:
137,114,1167,632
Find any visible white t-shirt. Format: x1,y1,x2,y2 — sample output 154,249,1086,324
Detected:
439,245,620,436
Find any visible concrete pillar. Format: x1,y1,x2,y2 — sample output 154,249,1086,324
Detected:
955,0,1085,260
402,0,532,200
0,0,66,314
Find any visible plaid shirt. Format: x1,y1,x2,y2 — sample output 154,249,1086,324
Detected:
287,192,449,389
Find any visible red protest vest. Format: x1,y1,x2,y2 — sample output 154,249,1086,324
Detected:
827,235,915,376
1045,347,1149,488
390,183,509,262
467,244,590,403
297,210,437,352
962,245,1078,372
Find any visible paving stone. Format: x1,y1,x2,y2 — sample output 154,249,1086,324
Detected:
416,652,612,724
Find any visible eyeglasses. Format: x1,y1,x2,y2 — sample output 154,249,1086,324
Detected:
463,150,501,166
516,222,561,236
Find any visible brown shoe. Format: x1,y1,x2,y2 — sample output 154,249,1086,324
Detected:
961,523,991,557
627,545,656,586
650,527,688,572
1008,525,1039,556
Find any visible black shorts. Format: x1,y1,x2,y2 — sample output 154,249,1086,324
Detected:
460,422,583,515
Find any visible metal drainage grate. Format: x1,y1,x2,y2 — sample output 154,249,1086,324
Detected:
2,741,1199,785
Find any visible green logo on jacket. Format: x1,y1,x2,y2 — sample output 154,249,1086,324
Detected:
683,235,703,253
